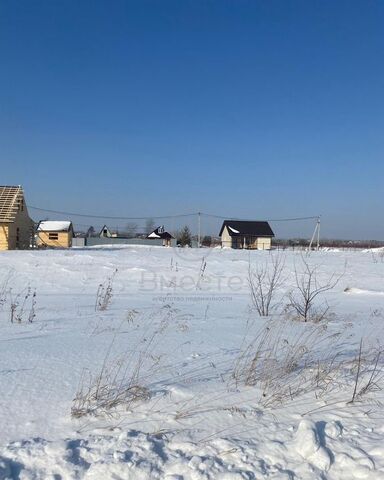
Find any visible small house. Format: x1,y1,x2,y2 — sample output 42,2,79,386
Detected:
219,220,274,250
36,221,74,248
99,225,113,238
0,186,34,250
147,226,174,247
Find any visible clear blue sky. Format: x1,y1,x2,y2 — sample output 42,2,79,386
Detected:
1,1,383,239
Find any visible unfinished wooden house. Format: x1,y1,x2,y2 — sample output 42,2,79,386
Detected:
219,220,274,250
0,186,34,250
36,221,74,248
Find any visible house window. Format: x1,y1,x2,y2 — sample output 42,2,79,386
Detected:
48,233,59,240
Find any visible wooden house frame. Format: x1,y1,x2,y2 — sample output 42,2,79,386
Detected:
0,186,34,250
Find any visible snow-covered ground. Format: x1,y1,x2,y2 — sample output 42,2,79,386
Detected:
0,246,383,479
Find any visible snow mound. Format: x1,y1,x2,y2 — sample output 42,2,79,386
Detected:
1,424,382,480
0,430,302,480
293,420,331,471
344,287,384,296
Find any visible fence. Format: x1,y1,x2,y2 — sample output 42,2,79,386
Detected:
84,237,177,247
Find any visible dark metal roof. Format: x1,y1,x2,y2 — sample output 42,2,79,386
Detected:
147,227,174,240
219,220,274,237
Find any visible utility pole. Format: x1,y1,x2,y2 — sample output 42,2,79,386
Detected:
309,217,321,251
198,212,201,247
316,217,321,251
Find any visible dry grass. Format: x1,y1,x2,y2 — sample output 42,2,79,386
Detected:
348,339,383,404
9,286,37,323
196,258,207,290
71,360,151,418
0,270,37,323
0,270,13,309
72,304,183,418
232,318,327,405
231,315,384,409
371,250,384,264
72,305,384,441
95,268,118,312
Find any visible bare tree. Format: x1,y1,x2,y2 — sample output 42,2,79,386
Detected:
202,235,212,247
125,222,138,238
145,218,156,235
287,256,344,322
86,226,96,238
248,254,285,316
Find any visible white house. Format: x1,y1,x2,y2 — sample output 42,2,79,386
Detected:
147,226,174,247
219,220,274,250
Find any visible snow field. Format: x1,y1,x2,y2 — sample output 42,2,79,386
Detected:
0,246,383,479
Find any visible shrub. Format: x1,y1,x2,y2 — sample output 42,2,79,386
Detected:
286,256,343,322
248,254,285,316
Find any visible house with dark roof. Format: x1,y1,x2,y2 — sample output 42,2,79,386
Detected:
147,226,174,247
219,220,274,250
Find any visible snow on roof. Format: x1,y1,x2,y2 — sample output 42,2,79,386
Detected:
147,227,174,240
219,220,275,237
38,221,72,232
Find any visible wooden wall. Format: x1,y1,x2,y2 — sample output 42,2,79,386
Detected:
0,224,9,250
36,231,72,248
0,201,33,250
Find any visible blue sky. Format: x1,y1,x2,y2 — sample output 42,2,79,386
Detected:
1,1,383,238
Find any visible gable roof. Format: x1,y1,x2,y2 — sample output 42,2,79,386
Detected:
147,226,174,240
99,225,112,237
37,221,73,232
219,220,274,237
0,185,25,223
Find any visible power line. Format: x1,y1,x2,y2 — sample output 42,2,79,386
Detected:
28,205,320,223
29,205,197,220
202,213,320,222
